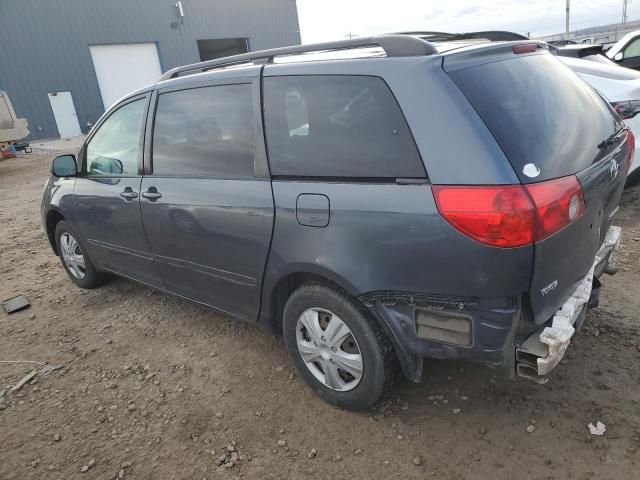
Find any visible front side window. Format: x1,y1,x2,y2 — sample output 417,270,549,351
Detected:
263,75,424,178
86,98,145,175
624,38,640,59
152,84,255,177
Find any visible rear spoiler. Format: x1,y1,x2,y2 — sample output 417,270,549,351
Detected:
443,41,551,72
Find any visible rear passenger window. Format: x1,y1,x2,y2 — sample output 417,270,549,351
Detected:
152,84,255,177
263,75,424,178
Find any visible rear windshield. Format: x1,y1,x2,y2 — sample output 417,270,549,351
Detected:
448,54,621,183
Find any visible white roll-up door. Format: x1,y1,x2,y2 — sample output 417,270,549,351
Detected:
90,43,162,110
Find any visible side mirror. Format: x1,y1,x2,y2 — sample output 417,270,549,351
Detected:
51,154,78,177
614,52,624,61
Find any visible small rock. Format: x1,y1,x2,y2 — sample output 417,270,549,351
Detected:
80,465,89,473
88,459,95,468
215,412,223,418
121,461,132,469
334,455,342,462
382,460,390,466
526,425,536,433
222,387,231,394
53,433,61,442
275,366,284,372
353,448,362,455
127,404,137,412
413,456,423,466
452,408,461,414
277,440,287,447
308,448,317,459
118,468,125,479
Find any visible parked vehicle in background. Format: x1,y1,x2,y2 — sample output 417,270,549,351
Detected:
607,29,640,69
555,44,615,64
0,90,29,155
42,36,633,410
559,55,640,186
548,39,577,46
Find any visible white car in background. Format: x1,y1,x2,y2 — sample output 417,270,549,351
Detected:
559,55,640,186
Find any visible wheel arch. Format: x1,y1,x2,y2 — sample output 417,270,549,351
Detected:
45,208,66,255
260,266,411,379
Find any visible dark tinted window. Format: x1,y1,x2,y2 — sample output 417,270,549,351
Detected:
449,54,620,183
152,84,255,177
263,75,424,178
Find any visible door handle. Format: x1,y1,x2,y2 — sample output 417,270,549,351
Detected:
119,188,138,200
141,187,162,200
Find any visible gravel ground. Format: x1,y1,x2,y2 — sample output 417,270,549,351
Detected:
1,151,639,480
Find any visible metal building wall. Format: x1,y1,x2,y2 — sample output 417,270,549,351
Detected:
0,0,300,140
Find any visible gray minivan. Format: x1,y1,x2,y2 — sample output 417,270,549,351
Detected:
42,36,633,409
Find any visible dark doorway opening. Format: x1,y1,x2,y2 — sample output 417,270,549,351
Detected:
197,38,249,61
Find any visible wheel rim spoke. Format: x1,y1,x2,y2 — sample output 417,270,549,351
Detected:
74,254,86,270
322,360,345,390
324,315,351,348
332,350,363,378
297,340,321,363
299,309,322,343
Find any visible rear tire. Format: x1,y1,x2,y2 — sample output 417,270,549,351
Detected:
55,220,107,289
283,283,394,410
625,167,640,188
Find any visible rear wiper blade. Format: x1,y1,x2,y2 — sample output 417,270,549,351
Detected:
597,130,622,149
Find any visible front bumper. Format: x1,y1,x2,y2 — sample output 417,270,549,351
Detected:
515,226,621,383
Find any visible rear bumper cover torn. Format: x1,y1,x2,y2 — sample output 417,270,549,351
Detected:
516,226,621,381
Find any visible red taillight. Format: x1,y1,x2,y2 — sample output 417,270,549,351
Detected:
432,185,535,247
433,176,586,248
524,176,586,241
626,129,635,172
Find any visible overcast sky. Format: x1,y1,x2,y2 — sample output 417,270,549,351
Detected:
297,0,639,43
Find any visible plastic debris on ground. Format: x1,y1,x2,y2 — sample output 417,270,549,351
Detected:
588,421,607,436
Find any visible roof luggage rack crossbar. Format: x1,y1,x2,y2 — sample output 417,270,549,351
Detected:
158,35,437,81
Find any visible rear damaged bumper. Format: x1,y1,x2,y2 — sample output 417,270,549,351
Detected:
362,293,521,382
361,226,621,384
515,226,621,383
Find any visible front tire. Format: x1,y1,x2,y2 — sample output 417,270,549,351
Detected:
55,220,107,289
283,284,394,410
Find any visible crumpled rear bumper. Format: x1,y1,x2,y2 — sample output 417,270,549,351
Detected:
515,226,621,382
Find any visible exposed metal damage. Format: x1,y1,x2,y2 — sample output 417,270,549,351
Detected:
516,226,621,383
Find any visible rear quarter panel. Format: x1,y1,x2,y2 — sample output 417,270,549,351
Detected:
264,182,533,299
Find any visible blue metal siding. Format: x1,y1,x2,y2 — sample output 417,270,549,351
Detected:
0,0,300,140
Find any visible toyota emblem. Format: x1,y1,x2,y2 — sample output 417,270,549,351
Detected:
609,159,620,182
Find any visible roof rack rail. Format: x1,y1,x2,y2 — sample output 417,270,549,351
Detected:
158,35,437,81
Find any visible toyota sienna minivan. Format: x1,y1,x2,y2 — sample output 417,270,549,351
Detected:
42,35,633,409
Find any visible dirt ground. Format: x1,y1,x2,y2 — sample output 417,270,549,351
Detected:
1,151,639,480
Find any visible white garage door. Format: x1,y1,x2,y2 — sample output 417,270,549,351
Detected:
90,43,162,110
